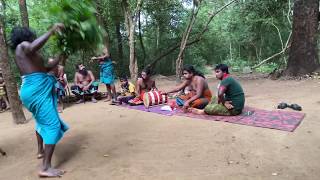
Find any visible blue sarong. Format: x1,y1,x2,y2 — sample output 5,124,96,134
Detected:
20,73,69,144
100,58,115,85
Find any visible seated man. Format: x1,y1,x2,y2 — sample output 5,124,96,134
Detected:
48,58,67,112
0,76,10,111
117,76,136,104
129,68,156,105
71,63,98,103
164,65,212,111
192,64,245,116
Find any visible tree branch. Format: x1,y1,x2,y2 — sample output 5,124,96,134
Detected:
252,31,292,69
147,0,237,69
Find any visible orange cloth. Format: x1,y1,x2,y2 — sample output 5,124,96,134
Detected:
179,88,212,109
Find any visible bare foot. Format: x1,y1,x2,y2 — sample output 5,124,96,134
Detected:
37,153,44,159
76,99,84,104
104,98,111,102
91,98,98,103
38,168,66,178
190,108,206,115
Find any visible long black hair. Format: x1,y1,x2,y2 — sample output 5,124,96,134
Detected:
183,64,205,78
10,26,36,50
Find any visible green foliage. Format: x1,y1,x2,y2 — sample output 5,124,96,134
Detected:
49,0,105,55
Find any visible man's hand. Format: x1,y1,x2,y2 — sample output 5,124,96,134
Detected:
183,101,190,109
224,101,234,110
89,57,96,63
52,23,65,34
161,91,168,95
78,84,84,89
83,85,89,91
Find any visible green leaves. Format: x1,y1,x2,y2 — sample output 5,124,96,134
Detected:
49,0,105,55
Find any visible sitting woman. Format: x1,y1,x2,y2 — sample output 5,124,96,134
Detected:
163,65,212,111
117,76,136,104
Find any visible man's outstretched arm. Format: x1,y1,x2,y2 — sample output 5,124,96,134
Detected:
20,23,64,54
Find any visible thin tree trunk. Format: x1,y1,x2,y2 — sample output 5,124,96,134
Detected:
122,0,143,80
138,10,146,67
147,0,237,71
115,19,123,62
0,12,26,124
285,0,319,76
175,2,202,80
18,0,29,27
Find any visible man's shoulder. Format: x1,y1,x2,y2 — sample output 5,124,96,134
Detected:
16,41,31,51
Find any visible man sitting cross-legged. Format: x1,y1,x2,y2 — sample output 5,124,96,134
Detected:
163,65,212,111
191,64,245,116
117,76,136,104
71,63,98,103
129,68,157,105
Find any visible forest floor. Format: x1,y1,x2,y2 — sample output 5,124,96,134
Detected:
0,73,320,180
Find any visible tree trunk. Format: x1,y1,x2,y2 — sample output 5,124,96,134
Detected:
0,19,26,124
128,24,138,80
285,0,319,76
115,19,123,62
18,0,29,27
122,0,142,80
175,3,201,80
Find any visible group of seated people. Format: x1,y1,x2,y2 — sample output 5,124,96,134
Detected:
53,62,244,116
163,64,245,116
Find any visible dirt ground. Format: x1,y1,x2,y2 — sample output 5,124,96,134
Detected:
0,74,320,180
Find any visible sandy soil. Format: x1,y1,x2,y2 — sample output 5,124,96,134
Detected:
0,75,320,180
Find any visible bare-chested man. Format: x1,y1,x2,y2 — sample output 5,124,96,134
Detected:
10,24,68,177
136,68,157,99
71,63,98,103
128,68,156,105
163,65,212,111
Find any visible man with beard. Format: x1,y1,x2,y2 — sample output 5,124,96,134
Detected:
163,65,212,111
71,63,98,103
128,68,157,105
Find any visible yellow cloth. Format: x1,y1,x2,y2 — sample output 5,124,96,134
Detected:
0,86,6,96
121,82,136,96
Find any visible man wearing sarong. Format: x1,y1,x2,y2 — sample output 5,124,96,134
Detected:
91,47,117,103
129,68,157,105
10,24,68,177
191,64,245,116
163,65,212,111
71,63,98,103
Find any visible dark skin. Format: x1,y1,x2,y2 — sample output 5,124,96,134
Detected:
14,23,66,177
136,71,156,98
91,47,117,102
215,69,233,109
163,70,209,109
